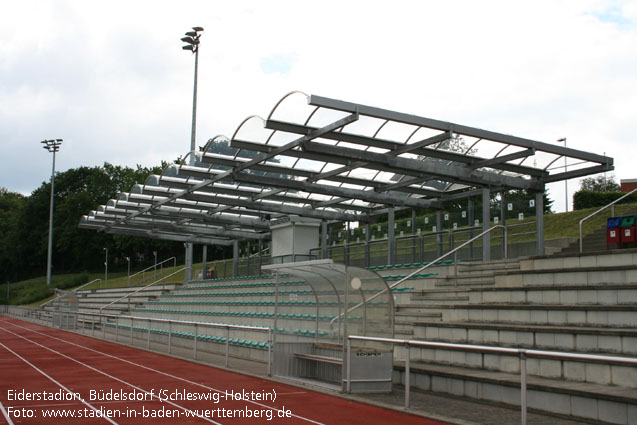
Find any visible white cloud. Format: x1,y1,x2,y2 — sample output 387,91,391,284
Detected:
0,0,636,212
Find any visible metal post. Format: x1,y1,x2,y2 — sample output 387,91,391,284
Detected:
436,210,443,257
202,245,207,279
147,319,151,349
520,350,527,425
168,321,172,354
103,248,108,288
127,257,130,287
345,222,350,265
225,327,230,367
130,317,134,345
194,323,198,359
388,207,395,265
536,191,545,256
405,344,411,409
365,222,371,267
115,317,119,341
185,244,194,282
267,328,272,376
468,198,475,260
346,337,352,393
321,220,328,259
232,240,239,277
482,188,491,262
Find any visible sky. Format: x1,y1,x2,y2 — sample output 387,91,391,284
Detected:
1,0,636,213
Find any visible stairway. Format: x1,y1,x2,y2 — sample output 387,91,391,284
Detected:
560,208,637,254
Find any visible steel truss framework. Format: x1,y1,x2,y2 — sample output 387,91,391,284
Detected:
80,92,613,250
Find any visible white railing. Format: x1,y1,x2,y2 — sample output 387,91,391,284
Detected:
1,305,272,375
331,225,508,326
99,267,187,313
346,335,637,425
579,187,637,253
72,278,102,292
127,256,177,286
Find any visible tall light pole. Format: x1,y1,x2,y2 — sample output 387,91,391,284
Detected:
181,26,203,282
126,256,131,287
103,247,108,288
41,139,62,286
557,138,568,212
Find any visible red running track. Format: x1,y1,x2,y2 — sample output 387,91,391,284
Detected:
0,316,447,425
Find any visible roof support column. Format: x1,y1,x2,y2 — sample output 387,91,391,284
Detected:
233,240,239,277
388,207,395,266
321,220,328,259
468,199,475,260
202,245,207,279
500,192,507,259
536,192,545,256
185,243,193,282
436,210,443,257
365,222,371,267
482,188,491,262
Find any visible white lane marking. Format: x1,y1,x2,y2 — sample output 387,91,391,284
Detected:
0,341,119,425
0,327,223,425
2,318,326,425
0,401,16,425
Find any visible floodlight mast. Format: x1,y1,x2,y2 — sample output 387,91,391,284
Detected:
181,26,203,162
41,138,63,286
181,26,203,282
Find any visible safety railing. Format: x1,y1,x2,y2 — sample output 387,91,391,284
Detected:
128,256,177,286
345,335,637,425
331,225,507,325
0,305,272,375
72,278,102,292
99,267,187,313
579,187,637,253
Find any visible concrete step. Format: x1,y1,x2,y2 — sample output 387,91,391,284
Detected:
468,284,637,305
419,303,637,327
393,361,637,425
520,249,637,271
393,344,637,388
75,284,177,295
495,266,637,287
413,321,637,355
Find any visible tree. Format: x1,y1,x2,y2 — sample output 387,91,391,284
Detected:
579,174,620,192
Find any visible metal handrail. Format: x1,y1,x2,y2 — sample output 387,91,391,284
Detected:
579,187,637,253
99,267,188,313
128,256,177,281
330,225,507,325
72,278,102,292
345,335,637,425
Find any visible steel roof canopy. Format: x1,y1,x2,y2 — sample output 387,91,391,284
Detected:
79,92,613,245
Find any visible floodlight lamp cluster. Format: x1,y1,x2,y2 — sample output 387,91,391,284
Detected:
181,26,203,53
41,139,63,152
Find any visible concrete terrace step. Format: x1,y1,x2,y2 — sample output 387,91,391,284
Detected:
393,361,637,425
427,303,637,327
412,321,637,355
467,284,637,305
520,249,637,271
495,265,637,287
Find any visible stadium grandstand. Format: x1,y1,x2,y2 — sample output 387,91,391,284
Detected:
3,92,636,425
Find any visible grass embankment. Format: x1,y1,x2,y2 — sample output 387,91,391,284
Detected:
4,202,636,306
1,263,201,307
